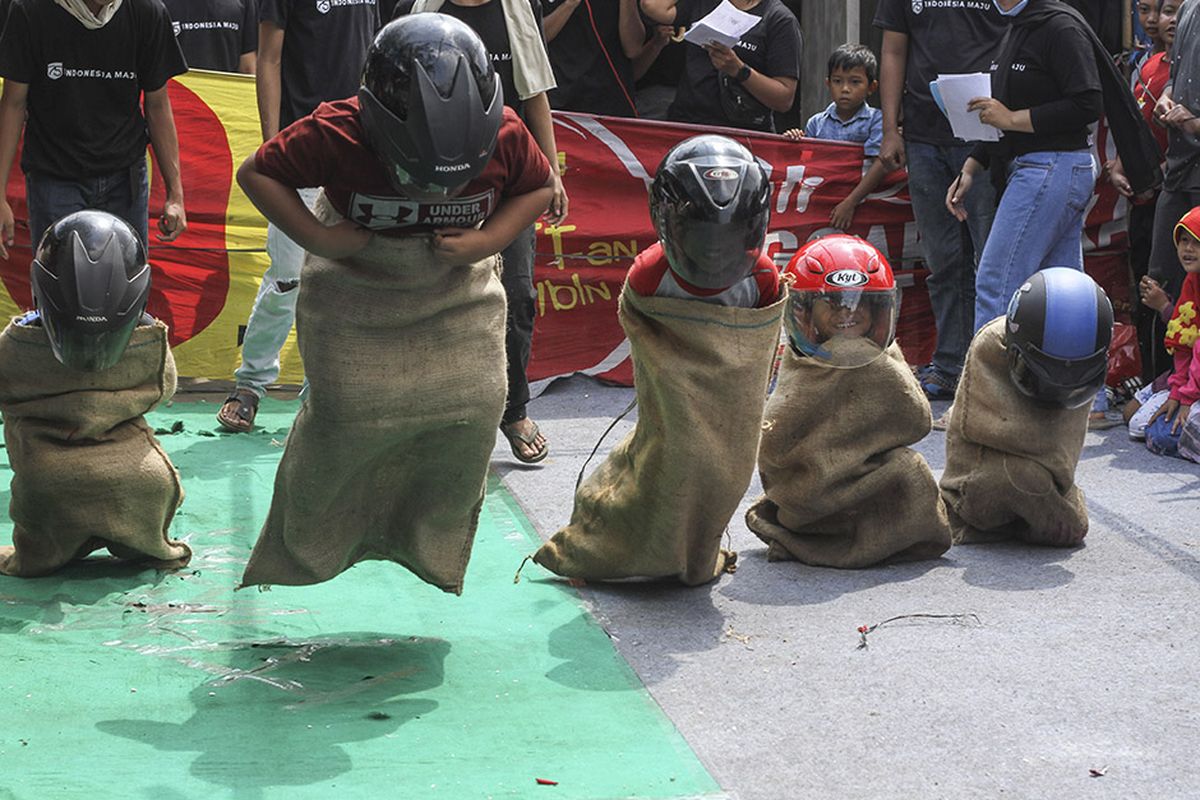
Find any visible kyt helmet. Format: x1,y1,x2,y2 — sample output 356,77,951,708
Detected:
783,234,898,367
1005,268,1114,409
649,134,770,290
31,210,151,372
359,14,503,197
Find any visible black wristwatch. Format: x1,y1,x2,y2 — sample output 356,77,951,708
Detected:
734,65,752,84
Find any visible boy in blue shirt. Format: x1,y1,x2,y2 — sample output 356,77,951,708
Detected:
784,43,887,231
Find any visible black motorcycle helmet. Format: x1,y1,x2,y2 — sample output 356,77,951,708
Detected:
31,210,151,372
358,14,503,197
649,135,771,290
1004,267,1113,409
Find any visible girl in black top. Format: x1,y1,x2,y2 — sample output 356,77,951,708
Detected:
944,0,1102,334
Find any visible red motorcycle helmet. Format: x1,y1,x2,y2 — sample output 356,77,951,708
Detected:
783,234,898,367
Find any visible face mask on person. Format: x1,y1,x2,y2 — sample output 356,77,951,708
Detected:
992,0,1030,16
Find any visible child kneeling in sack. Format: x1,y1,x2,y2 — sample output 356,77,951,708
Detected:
236,16,554,593
0,211,189,576
745,234,952,568
940,268,1114,546
529,135,784,586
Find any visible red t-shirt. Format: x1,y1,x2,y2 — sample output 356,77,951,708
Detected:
254,99,551,235
1135,51,1170,157
626,242,780,308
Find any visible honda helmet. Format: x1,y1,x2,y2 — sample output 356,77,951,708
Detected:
359,14,503,198
1005,267,1113,409
31,210,151,372
783,234,898,368
649,134,770,290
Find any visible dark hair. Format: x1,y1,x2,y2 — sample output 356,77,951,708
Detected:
827,43,878,83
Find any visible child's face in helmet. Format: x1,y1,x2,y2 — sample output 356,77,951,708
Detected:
806,293,874,342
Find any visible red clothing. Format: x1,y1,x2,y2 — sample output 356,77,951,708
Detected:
254,99,551,235
1135,52,1170,157
626,242,780,308
1166,272,1200,405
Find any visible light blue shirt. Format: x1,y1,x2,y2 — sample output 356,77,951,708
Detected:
803,102,884,158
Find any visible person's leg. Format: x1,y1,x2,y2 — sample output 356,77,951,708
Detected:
24,171,91,247
974,151,1093,329
498,224,547,463
94,158,151,247
220,187,319,431
1128,197,1159,382
905,141,988,392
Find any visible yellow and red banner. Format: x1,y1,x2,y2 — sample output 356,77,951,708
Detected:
0,72,1131,385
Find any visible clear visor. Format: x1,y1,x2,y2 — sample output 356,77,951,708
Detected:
1008,344,1108,409
784,287,899,368
46,324,138,372
388,164,465,201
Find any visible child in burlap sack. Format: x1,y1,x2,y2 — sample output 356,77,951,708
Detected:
234,17,553,592
0,211,189,577
940,268,1114,546
531,135,783,586
745,234,952,568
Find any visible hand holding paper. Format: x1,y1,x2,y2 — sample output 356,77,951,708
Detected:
682,0,760,49
933,73,1001,142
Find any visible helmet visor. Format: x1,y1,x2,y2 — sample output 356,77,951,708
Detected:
661,218,762,290
43,320,139,372
784,286,898,368
1009,342,1108,409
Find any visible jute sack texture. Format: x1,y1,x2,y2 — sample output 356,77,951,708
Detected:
0,319,188,576
939,317,1091,546
745,340,951,567
533,283,784,585
241,194,507,593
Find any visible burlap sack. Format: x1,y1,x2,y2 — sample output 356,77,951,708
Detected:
939,317,1091,546
745,340,951,568
532,283,784,586
0,319,188,576
240,194,507,593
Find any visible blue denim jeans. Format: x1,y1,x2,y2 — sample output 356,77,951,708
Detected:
905,141,997,377
974,150,1097,331
24,158,150,248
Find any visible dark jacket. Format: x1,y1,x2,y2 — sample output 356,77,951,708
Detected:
993,0,1162,195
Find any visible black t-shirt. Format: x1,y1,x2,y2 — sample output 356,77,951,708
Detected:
393,0,544,117
873,0,1004,146
164,0,258,72
543,0,636,116
260,0,379,128
975,12,1101,164
0,0,188,179
667,0,801,133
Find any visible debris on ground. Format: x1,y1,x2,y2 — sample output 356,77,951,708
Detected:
856,613,981,650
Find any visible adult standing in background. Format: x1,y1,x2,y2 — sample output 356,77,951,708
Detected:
543,0,650,117
0,0,189,254
874,0,1002,402
640,0,801,133
1149,0,1200,303
164,0,259,74
217,0,378,432
393,0,567,465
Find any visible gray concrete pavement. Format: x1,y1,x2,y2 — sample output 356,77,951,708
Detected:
494,375,1200,800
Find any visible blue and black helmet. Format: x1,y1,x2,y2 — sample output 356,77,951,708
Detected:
1004,267,1113,409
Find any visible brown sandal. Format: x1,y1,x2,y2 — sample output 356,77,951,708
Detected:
500,419,549,464
217,389,260,433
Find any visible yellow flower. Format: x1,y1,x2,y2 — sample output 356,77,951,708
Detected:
1182,325,1199,348
1177,301,1197,325
1167,317,1185,339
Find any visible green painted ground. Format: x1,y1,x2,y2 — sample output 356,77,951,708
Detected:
0,398,720,800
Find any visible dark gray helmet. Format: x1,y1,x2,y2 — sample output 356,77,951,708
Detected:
649,134,771,290
31,210,151,372
358,14,503,196
1005,268,1114,409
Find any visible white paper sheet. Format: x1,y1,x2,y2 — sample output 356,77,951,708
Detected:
682,0,761,49
935,72,1001,143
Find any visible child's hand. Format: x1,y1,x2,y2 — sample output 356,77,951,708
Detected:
432,226,497,265
830,197,856,230
1148,397,1191,434
308,220,373,259
1139,275,1171,313
782,129,805,141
